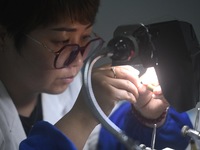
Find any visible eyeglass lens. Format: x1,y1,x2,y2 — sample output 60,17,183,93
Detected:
54,38,103,68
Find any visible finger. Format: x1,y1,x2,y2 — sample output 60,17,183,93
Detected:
93,79,137,104
115,65,140,78
92,65,115,79
107,84,138,103
109,78,139,99
140,84,162,95
153,85,162,95
92,72,139,103
93,65,139,78
92,65,141,102
135,84,156,107
152,93,164,99
111,65,141,88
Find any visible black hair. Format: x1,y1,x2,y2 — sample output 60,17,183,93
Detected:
0,0,100,50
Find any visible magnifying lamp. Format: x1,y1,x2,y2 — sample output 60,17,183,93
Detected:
108,20,200,112
82,20,200,150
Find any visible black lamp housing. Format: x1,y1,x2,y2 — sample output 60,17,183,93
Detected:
107,20,200,112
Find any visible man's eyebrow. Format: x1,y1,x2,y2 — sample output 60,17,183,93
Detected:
50,24,93,32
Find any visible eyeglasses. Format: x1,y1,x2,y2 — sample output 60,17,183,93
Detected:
25,33,104,69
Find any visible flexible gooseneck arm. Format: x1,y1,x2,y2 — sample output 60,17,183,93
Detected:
82,52,143,150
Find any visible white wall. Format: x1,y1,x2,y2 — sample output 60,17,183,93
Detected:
94,0,200,42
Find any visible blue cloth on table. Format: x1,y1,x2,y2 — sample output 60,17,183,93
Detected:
97,102,192,150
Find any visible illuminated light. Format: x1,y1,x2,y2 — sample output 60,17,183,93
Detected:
140,67,159,87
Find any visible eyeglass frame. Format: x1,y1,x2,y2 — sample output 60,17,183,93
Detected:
25,33,104,69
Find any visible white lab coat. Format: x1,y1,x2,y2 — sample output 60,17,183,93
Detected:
0,72,82,150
